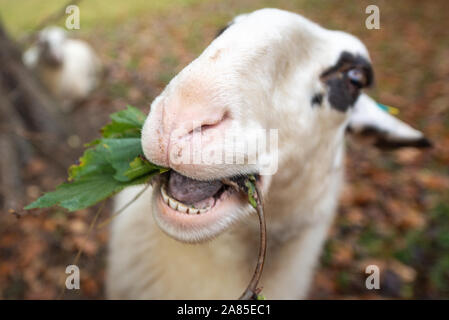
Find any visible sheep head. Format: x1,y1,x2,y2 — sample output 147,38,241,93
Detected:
36,26,67,67
140,9,429,243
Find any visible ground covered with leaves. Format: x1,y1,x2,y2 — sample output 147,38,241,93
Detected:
0,0,448,299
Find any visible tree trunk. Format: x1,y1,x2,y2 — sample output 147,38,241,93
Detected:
0,20,72,212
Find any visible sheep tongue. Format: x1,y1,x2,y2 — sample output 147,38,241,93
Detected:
167,171,223,205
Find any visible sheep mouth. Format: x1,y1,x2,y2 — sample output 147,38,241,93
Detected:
158,170,243,215
154,170,260,242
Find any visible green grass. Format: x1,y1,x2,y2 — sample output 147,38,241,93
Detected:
0,0,204,36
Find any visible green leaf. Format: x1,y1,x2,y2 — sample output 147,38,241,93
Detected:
245,176,257,208
25,105,168,212
25,171,157,212
101,138,145,182
124,156,168,180
68,138,142,182
25,174,126,212
101,105,146,139
68,145,113,181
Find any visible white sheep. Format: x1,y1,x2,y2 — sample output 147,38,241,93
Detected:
23,26,101,111
106,9,429,299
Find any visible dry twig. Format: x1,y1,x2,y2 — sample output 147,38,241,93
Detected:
222,178,267,300
238,183,266,300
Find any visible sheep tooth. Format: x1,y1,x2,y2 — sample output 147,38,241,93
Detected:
199,207,210,214
161,186,169,204
188,208,199,215
168,198,178,210
177,203,188,213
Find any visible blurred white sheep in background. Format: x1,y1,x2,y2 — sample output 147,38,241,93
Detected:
23,26,101,111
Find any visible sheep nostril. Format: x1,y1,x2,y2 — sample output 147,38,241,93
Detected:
199,123,219,132
187,112,230,136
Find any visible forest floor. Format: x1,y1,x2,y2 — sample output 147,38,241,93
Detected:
0,0,448,299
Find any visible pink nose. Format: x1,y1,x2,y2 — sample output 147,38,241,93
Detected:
141,94,229,170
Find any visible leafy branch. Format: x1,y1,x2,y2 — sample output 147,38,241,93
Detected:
25,105,267,300
25,106,167,211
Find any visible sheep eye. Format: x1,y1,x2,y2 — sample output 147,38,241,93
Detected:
347,68,366,88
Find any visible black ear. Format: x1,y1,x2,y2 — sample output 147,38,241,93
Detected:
215,25,230,38
215,14,249,39
347,94,432,150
